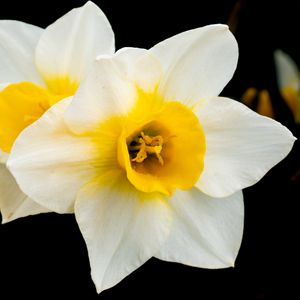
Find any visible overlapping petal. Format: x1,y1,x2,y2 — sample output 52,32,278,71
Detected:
65,48,164,136
1,85,49,223
7,98,98,214
64,55,137,134
195,97,296,197
2,2,115,220
65,23,238,134
114,47,163,92
156,189,243,268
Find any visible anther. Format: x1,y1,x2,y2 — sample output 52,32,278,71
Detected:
130,132,164,165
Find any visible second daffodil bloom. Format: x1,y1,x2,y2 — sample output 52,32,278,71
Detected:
0,1,114,222
8,25,295,293
274,49,300,123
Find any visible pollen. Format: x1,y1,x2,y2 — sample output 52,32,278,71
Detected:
128,132,164,165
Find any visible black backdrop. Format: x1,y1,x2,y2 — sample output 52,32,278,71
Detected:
0,0,299,299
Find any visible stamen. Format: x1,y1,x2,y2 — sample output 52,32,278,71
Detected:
129,132,164,165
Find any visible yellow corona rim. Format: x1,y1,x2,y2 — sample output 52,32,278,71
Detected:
92,87,206,196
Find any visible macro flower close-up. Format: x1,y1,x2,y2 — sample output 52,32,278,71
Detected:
0,1,114,222
7,22,295,294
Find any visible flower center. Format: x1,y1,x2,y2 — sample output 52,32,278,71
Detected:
92,88,206,197
120,90,205,196
128,132,164,165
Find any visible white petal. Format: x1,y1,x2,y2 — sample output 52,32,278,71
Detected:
35,1,114,83
0,163,50,223
114,47,162,92
64,56,137,134
0,20,43,84
155,188,243,268
7,98,98,214
150,25,238,104
113,47,148,73
274,49,300,91
75,181,171,293
195,97,296,197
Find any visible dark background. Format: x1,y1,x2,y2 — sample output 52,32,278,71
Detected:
0,0,299,299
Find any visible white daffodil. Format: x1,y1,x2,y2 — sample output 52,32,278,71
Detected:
0,1,114,223
274,49,300,123
8,25,295,293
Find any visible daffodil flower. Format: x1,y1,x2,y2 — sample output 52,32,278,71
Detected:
8,25,295,293
0,2,114,223
274,49,300,123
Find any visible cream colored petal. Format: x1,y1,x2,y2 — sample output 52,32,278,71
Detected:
0,20,43,85
65,49,163,134
114,47,162,92
113,47,147,73
75,179,171,293
64,56,137,134
0,163,50,223
195,97,296,197
35,1,114,84
155,188,244,268
7,98,97,214
150,24,238,105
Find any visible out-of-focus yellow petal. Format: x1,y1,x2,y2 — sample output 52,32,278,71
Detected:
257,89,274,118
241,87,257,107
281,86,300,122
